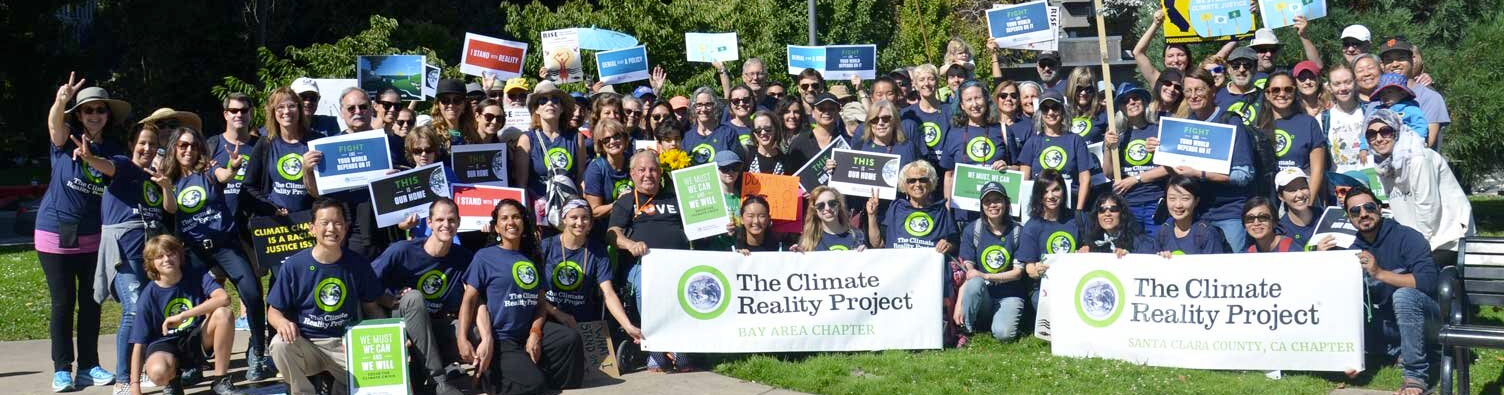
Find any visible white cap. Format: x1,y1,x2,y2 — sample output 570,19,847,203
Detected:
1275,167,1309,189
1341,25,1372,42
291,77,319,95
1250,28,1280,47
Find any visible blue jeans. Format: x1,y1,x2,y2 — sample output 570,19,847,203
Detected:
1130,203,1158,238
1208,217,1247,251
188,245,266,357
958,277,1025,341
1368,287,1440,383
112,271,143,379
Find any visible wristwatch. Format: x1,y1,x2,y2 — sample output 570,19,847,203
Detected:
1134,174,1142,183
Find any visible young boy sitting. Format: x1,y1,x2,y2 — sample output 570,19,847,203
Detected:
129,235,243,395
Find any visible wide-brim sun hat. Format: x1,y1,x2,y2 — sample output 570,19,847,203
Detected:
138,107,203,131
65,87,132,125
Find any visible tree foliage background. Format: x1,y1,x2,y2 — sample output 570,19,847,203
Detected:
3,0,1500,187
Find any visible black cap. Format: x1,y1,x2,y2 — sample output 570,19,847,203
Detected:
1039,89,1065,107
436,79,467,97
1377,37,1414,56
1037,51,1061,64
812,92,840,107
980,181,1008,200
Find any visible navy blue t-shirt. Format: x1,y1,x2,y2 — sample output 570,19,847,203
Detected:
1117,122,1165,208
815,229,868,251
308,115,341,139
1017,132,1093,204
267,249,381,339
260,137,311,212
129,268,222,346
1201,113,1257,222
960,219,1027,297
103,157,165,266
370,238,474,314
583,156,633,201
681,124,739,166
900,104,951,162
464,246,544,342
539,236,612,320
1279,212,1321,249
39,137,121,234
174,171,235,244
206,134,258,214
1008,116,1036,146
1068,111,1108,143
1215,87,1261,126
881,199,957,249
1271,112,1326,172
1154,222,1231,255
939,124,1014,171
1017,212,1083,263
527,129,582,198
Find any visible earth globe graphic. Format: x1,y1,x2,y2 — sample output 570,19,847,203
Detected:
1080,278,1117,320
684,273,723,313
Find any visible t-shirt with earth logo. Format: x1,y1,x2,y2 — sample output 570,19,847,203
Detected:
959,219,1027,298
539,236,612,321
1068,111,1108,143
1116,122,1165,209
174,171,236,244
207,133,258,214
370,238,474,314
1269,112,1326,173
101,156,167,265
1016,211,1084,264
681,124,740,166
526,129,583,199
465,246,546,342
129,267,222,346
881,198,957,250
267,248,381,339
1016,132,1093,205
40,135,121,235
253,137,311,213
899,103,952,163
815,229,869,251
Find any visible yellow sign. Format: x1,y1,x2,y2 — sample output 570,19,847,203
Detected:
1162,0,1258,44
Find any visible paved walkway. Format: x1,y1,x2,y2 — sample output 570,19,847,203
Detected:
0,334,806,395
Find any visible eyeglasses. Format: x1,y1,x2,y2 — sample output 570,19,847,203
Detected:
375,101,398,110
624,109,642,118
480,113,502,123
79,105,110,115
743,71,766,78
870,115,893,124
601,134,628,142
438,96,466,105
1366,126,1396,140
410,148,436,155
997,92,1020,100
1267,86,1296,95
1243,213,1274,223
694,102,715,109
1097,205,1122,213
175,141,195,149
1346,201,1380,216
904,177,930,185
1207,65,1226,74
224,108,248,115
345,104,372,113
813,200,839,211
395,119,414,127
753,126,776,135
1229,61,1254,71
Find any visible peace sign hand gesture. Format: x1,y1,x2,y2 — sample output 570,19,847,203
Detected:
57,72,87,105
69,134,93,161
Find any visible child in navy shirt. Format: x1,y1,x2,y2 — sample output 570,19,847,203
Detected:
128,235,242,395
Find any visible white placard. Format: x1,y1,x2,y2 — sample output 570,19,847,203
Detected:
307,130,395,193
685,32,740,62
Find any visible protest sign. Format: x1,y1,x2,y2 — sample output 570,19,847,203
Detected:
450,143,510,186
823,45,878,80
634,140,658,153
827,149,899,200
685,32,739,63
1185,0,1256,38
423,64,439,99
541,28,584,83
460,33,528,79
741,173,803,223
248,210,315,268
671,163,731,241
595,45,650,85
344,318,408,395
1259,0,1327,29
357,55,426,101
640,249,944,352
1154,117,1236,175
1342,166,1387,202
453,185,526,232
998,5,1061,51
308,130,395,193
577,321,621,378
950,164,1030,218
986,1,1055,48
1162,0,1258,43
793,137,850,193
786,45,825,75
1046,251,1365,371
369,163,451,227
1309,206,1358,249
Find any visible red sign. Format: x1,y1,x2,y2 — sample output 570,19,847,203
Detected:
460,33,528,78
454,184,526,231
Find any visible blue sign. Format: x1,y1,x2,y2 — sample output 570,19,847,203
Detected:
1187,0,1256,37
823,45,878,80
986,1,1054,47
786,45,825,75
1259,0,1327,29
1153,117,1237,175
307,130,396,193
595,45,650,84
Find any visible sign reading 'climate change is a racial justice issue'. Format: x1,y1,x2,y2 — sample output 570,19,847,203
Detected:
1046,252,1364,372
640,249,943,353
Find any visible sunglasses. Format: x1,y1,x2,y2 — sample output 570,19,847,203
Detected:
624,109,642,118
395,119,414,127
1267,86,1296,95
480,113,502,123
1254,47,1279,54
224,108,249,115
1207,65,1226,74
767,91,785,98
1162,82,1183,92
870,115,894,124
1097,205,1122,213
1038,61,1059,68
1342,40,1366,48
299,94,321,102
997,92,1020,100
799,83,820,90
1296,73,1319,82
410,148,436,155
175,141,195,149
375,101,398,110
601,134,628,142
905,177,930,185
730,97,751,105
719,165,742,173
1366,126,1396,140
651,114,670,121
1040,105,1063,114
438,96,467,105
536,97,562,106
1381,53,1411,63
1229,61,1254,71
345,104,372,113
1346,201,1380,216
816,105,840,113
813,200,839,211
1243,213,1274,223
753,126,776,135
78,105,110,115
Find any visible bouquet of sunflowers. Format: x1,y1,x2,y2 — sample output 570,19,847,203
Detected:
658,148,690,176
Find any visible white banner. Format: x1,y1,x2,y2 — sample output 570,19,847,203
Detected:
1046,252,1365,372
641,249,944,352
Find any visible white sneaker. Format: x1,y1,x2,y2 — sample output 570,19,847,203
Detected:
139,374,157,388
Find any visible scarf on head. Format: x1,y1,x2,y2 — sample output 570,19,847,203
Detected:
1364,109,1425,179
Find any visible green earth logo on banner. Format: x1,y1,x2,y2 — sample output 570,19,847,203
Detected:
177,185,208,214
1274,129,1293,157
1071,117,1093,137
164,297,196,332
1075,269,1125,328
546,147,573,172
904,211,935,237
613,178,634,199
966,136,996,162
922,122,942,148
513,261,540,291
552,260,584,291
981,245,1011,273
316,277,347,312
142,181,162,208
1125,139,1152,166
1040,146,1067,170
276,153,304,181
690,143,715,164
1047,231,1076,254
678,265,731,320
418,269,448,301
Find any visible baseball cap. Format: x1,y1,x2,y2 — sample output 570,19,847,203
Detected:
1377,37,1414,56
465,82,484,96
1038,89,1065,108
291,77,319,95
504,78,530,93
632,86,656,99
1275,167,1309,189
811,92,840,107
1374,73,1414,98
1228,47,1258,63
1341,25,1372,42
714,150,743,168
1037,51,1061,65
1292,61,1322,79
436,79,467,97
1250,28,1280,48
979,181,1008,200
669,96,689,110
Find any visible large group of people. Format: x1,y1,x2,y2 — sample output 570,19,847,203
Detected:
34,13,1476,395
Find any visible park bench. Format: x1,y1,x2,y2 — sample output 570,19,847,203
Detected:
1437,236,1504,395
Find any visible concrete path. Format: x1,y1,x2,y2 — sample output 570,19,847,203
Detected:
0,334,806,395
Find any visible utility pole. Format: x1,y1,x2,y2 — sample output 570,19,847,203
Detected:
808,0,818,45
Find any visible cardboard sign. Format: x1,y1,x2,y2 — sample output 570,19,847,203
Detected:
368,163,451,227
1162,0,1258,43
308,131,395,193
986,1,1055,48
685,32,739,63
577,321,621,378
357,55,426,101
1259,0,1326,29
422,64,440,99
793,137,850,194
453,185,526,232
460,33,528,79
671,163,731,241
344,318,409,395
450,143,510,186
541,28,584,83
595,45,650,84
950,164,1030,220
1310,206,1358,249
827,149,900,200
248,210,315,269
1154,117,1237,175
741,172,803,223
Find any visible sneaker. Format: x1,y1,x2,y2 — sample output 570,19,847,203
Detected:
245,354,267,382
433,377,463,395
162,378,184,395
211,376,247,395
80,366,116,386
51,371,75,392
113,383,132,395
179,365,202,386
139,374,157,388
235,316,250,331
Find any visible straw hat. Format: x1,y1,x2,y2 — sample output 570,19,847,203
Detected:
138,108,203,131
65,87,132,125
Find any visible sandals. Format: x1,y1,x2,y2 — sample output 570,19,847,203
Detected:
1395,377,1428,395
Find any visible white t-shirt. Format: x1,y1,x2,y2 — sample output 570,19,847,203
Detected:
1324,104,1367,173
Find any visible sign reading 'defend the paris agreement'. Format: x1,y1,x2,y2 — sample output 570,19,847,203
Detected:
1154,116,1236,175
827,149,900,200
986,1,1054,48
308,130,394,193
639,249,943,352
671,163,731,241
450,143,509,186
1046,252,1364,371
460,33,528,79
344,318,408,395
368,163,451,227
595,45,650,84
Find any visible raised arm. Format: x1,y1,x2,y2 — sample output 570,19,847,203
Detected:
1133,10,1167,84
1294,17,1324,70
212,143,243,183
714,62,732,99
48,72,88,148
